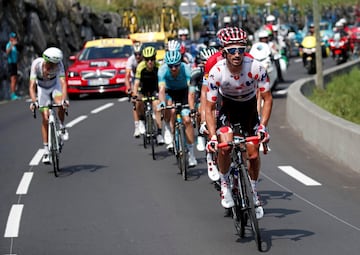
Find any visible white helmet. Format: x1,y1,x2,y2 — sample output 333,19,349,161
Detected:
258,30,269,39
43,47,63,63
167,40,181,51
266,15,275,23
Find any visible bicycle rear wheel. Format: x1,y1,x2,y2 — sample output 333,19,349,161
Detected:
240,164,262,251
178,125,188,180
50,123,60,177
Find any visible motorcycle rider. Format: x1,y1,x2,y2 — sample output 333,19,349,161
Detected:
258,30,284,82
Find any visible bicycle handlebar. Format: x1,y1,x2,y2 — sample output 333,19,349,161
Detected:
218,135,268,154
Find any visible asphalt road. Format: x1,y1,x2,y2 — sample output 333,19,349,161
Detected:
1,57,360,254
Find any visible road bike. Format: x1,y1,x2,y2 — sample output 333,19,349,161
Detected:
164,103,192,180
33,103,67,177
218,123,267,251
133,94,159,160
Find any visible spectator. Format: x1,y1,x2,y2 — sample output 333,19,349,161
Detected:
6,32,20,100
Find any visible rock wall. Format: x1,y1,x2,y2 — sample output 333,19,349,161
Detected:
0,0,124,97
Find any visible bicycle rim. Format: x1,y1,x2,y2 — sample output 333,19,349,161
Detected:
179,125,187,180
150,118,156,160
50,124,60,177
241,165,262,251
229,174,246,238
174,128,182,173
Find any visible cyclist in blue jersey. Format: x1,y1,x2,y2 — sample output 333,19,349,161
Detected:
158,50,197,167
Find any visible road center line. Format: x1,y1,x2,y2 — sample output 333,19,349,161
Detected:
4,204,24,238
66,115,88,128
91,103,114,114
16,172,34,195
278,165,322,186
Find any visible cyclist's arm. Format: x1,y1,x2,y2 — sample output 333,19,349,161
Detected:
205,100,216,139
259,90,272,127
29,78,37,103
125,68,132,93
133,78,140,96
60,76,67,101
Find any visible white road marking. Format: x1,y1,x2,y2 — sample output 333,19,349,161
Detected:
262,172,360,232
118,97,128,102
4,204,24,238
91,103,114,114
16,172,34,195
65,115,88,128
29,149,44,166
278,165,322,186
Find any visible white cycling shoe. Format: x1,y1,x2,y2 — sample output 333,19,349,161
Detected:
188,154,197,167
221,181,234,208
42,152,51,164
164,124,173,144
138,120,146,135
206,153,220,181
61,128,69,141
254,195,264,219
196,136,206,151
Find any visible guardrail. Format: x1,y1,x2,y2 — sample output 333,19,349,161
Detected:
286,59,360,174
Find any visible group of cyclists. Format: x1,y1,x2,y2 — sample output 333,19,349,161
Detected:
124,26,272,218
28,25,272,219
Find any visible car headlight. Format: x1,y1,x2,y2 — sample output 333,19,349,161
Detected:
68,71,80,77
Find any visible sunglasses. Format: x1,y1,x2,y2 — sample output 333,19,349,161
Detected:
224,47,246,55
168,63,181,69
144,57,156,62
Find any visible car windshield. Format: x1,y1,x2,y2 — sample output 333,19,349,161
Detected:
79,46,132,60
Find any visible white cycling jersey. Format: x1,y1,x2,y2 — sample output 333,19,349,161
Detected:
207,54,270,103
30,57,65,107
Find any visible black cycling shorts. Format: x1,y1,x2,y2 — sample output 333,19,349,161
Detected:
216,95,259,136
8,63,17,76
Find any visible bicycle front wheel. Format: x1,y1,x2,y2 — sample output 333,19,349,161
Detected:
49,123,60,177
149,115,156,160
240,164,262,251
178,124,188,180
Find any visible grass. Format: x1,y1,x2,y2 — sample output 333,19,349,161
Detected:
309,67,360,125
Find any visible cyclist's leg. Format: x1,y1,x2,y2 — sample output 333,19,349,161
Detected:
181,108,197,166
38,87,52,162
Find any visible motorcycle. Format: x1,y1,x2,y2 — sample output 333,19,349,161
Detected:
300,35,317,74
249,42,278,90
300,35,330,74
328,32,350,65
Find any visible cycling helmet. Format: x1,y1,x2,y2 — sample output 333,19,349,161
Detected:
133,41,142,53
217,27,247,46
167,40,181,51
164,50,181,65
142,46,156,58
208,38,221,49
266,15,275,23
199,47,218,62
42,47,63,63
258,30,269,39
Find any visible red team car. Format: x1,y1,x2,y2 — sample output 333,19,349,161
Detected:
66,38,133,99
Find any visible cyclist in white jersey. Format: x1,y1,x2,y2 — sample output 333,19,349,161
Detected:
29,47,69,164
125,41,144,137
205,27,272,218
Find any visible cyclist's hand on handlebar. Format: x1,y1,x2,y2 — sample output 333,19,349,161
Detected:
62,99,69,108
206,135,218,153
157,101,166,111
190,109,197,117
199,122,209,135
131,95,138,103
29,101,39,111
257,124,270,143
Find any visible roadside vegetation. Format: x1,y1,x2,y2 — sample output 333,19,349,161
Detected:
309,67,360,125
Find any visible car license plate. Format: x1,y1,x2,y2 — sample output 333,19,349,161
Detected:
88,79,109,86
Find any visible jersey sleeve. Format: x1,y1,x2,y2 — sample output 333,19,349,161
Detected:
254,60,271,93
206,64,221,103
134,61,145,80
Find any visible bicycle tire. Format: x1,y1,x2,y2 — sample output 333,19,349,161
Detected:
240,164,262,251
149,115,156,160
230,173,247,238
50,123,60,177
178,124,188,180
